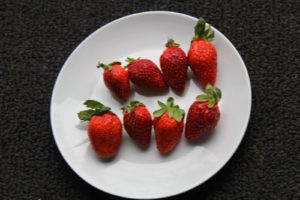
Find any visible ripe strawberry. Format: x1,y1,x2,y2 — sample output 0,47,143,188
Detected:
122,101,152,149
185,84,221,141
126,57,166,89
153,97,185,153
97,61,130,101
78,100,122,159
160,39,188,94
188,17,217,88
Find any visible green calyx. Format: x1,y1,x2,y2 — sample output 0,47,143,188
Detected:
193,17,214,42
196,84,222,108
153,97,185,122
121,101,145,113
125,57,141,68
125,57,140,64
96,61,122,71
78,100,111,121
165,38,180,48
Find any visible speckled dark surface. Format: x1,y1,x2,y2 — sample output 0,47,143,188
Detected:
1,0,299,199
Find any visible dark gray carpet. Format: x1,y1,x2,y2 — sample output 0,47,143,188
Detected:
1,0,299,199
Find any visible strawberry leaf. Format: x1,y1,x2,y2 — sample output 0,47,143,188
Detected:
215,88,222,100
78,109,96,121
110,61,121,65
196,85,222,108
194,17,205,39
84,100,104,109
166,97,174,107
193,17,214,42
196,94,210,102
97,61,122,71
78,100,111,121
166,38,180,47
173,109,184,122
179,109,185,116
126,57,140,64
154,97,184,122
96,106,111,113
173,111,181,122
168,107,175,118
205,25,214,42
153,108,166,118
208,98,215,108
158,101,166,108
205,84,214,95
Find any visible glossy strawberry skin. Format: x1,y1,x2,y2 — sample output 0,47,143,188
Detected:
185,101,220,141
88,113,122,158
127,59,166,89
160,47,188,94
123,106,152,149
103,64,130,101
153,113,184,153
188,39,217,87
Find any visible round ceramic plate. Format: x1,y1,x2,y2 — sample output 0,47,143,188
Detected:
50,11,251,199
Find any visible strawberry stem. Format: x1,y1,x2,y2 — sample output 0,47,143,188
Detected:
165,38,180,48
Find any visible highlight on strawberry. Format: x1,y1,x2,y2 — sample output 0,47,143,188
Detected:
78,100,122,159
121,101,152,149
153,97,185,154
97,61,130,101
188,17,217,88
185,84,221,141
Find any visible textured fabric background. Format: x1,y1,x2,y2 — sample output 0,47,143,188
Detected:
1,0,299,199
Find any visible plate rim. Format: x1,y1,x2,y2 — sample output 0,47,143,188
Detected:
50,10,252,199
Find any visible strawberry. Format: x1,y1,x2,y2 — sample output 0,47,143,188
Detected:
153,97,185,153
78,100,122,158
97,61,130,101
188,17,217,88
185,84,221,141
126,57,166,89
160,39,188,94
122,101,152,149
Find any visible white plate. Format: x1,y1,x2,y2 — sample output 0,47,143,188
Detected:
50,11,251,199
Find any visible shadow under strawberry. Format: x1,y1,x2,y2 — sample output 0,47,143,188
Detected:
132,85,169,97
76,121,88,131
185,130,217,146
108,87,135,104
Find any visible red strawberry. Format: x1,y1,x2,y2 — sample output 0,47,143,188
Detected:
78,100,122,159
160,39,188,94
153,97,185,153
122,101,152,149
185,84,221,141
126,57,166,89
97,61,130,101
188,18,217,88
